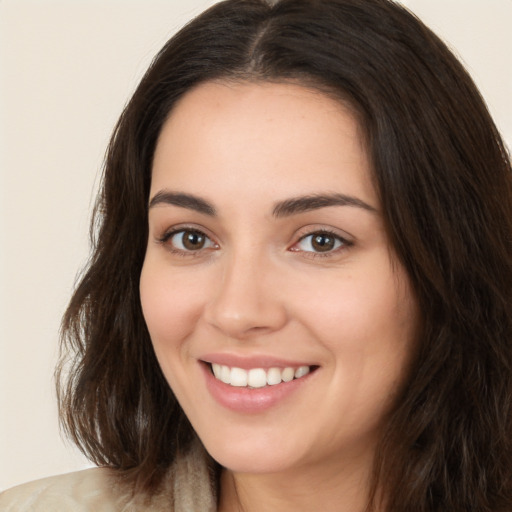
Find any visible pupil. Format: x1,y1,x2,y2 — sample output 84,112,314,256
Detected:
312,234,334,252
183,231,205,250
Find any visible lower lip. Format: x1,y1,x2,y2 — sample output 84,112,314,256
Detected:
201,363,314,414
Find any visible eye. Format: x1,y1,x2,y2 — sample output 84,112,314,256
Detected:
293,231,348,254
163,229,217,253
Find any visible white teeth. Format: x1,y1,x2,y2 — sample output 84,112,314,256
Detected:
248,368,267,388
230,367,248,387
212,363,222,379
210,363,313,388
282,367,295,382
266,367,282,385
294,366,310,378
220,365,231,384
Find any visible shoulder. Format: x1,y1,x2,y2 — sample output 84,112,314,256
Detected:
0,440,217,511
0,467,122,511
0,467,176,511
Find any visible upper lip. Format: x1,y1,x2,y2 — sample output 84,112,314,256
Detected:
200,353,317,370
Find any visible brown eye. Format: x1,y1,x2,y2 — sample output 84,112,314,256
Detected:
295,231,346,254
182,230,206,250
311,234,336,252
167,229,215,252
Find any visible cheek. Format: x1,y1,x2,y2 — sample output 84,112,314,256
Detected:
291,263,418,397
139,260,204,349
294,268,414,344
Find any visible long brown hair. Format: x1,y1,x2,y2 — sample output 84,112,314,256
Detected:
57,1,512,510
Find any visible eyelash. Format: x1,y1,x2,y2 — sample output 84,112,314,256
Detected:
157,227,218,257
293,229,353,258
157,227,352,258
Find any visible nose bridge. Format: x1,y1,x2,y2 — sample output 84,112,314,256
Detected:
204,243,286,338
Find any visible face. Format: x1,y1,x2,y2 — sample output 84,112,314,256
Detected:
140,81,418,477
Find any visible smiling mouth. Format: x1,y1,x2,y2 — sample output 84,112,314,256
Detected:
208,363,317,389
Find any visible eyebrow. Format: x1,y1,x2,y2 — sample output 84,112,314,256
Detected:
148,190,376,217
272,193,377,218
149,191,216,216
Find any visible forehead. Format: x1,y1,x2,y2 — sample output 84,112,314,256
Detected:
151,80,376,209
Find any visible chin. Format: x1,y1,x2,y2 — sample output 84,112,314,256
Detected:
200,433,300,475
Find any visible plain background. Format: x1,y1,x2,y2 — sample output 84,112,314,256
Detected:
0,0,511,491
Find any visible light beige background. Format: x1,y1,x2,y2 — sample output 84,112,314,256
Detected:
0,0,511,491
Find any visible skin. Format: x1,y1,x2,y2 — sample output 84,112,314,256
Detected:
140,81,419,511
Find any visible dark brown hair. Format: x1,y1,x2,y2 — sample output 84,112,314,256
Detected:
57,0,512,510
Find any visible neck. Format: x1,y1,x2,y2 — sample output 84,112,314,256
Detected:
217,455,378,512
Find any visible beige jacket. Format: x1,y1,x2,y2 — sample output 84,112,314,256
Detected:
0,442,217,511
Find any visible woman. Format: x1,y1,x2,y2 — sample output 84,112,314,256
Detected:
2,0,512,510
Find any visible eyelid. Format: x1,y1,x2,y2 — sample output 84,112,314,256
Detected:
289,226,354,256
294,224,354,243
157,223,215,242
156,224,219,255
154,223,353,258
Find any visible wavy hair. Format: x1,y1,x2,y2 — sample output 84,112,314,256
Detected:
57,0,512,510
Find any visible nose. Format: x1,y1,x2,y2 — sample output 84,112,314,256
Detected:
203,251,288,339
